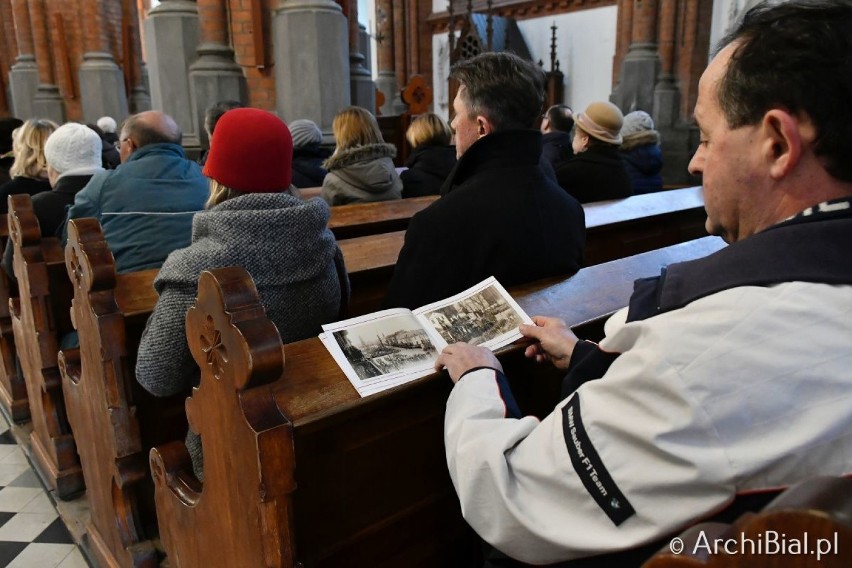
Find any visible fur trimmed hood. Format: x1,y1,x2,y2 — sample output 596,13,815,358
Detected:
620,130,660,151
323,143,397,170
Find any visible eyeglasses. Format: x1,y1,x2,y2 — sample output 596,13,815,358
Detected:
114,138,130,150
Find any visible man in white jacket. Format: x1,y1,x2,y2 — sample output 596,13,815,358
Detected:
436,1,852,565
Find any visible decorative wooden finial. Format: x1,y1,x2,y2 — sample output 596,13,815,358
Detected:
486,0,494,52
550,22,558,73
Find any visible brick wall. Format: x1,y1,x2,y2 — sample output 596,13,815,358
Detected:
228,0,276,110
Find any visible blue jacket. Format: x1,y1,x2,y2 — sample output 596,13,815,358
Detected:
62,143,209,273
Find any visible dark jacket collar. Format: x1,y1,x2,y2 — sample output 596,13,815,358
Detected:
53,175,94,196
440,129,542,195
627,199,852,321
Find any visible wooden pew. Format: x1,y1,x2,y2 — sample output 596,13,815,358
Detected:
584,185,707,265
150,236,725,568
7,194,83,498
336,186,708,317
59,218,185,567
328,195,437,240
643,476,852,568
0,213,28,422
298,186,322,200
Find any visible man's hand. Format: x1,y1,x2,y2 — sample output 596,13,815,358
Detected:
519,316,579,370
435,342,503,384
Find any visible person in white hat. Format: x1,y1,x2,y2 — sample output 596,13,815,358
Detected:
2,122,103,278
555,100,633,203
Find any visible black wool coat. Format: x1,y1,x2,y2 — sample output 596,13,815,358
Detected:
291,144,331,188
3,174,92,280
383,130,586,310
541,130,574,171
0,176,51,214
400,144,457,198
556,144,633,204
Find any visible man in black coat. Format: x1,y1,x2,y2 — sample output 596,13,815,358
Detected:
383,52,585,309
540,104,575,171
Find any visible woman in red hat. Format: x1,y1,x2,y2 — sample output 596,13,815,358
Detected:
136,107,349,479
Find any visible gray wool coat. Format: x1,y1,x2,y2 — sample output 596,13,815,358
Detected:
135,192,347,478
320,143,403,205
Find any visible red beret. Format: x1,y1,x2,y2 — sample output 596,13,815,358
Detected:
203,108,293,192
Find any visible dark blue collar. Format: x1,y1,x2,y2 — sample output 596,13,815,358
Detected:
627,199,852,322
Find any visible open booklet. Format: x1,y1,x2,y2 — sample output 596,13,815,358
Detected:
319,276,533,397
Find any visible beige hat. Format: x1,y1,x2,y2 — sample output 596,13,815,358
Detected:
575,101,624,145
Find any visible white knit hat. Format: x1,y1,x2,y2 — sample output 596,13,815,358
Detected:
288,119,323,149
96,116,117,134
621,111,655,138
44,123,104,178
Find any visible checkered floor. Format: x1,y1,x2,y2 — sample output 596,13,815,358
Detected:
0,417,88,567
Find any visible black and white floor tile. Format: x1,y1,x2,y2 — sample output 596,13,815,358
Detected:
0,418,88,567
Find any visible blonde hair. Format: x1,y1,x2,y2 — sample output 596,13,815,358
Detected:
405,113,452,148
332,106,384,153
205,178,298,209
206,179,243,209
9,119,58,179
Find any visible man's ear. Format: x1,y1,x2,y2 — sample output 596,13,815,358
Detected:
763,109,811,180
476,115,494,138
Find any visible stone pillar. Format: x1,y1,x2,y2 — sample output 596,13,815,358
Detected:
124,0,152,114
8,0,39,119
653,0,680,127
190,0,247,150
144,0,201,148
273,0,349,136
28,0,64,122
611,0,660,113
374,0,404,115
347,0,376,112
79,0,129,123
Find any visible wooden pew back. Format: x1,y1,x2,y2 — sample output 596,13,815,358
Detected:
7,194,83,497
643,476,852,568
0,212,27,422
328,196,437,239
60,217,183,567
336,187,708,317
151,236,725,568
584,186,706,265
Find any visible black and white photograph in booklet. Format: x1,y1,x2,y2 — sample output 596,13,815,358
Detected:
423,283,525,346
332,316,439,382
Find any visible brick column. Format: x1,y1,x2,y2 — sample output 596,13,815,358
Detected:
346,0,375,112
274,0,349,135
78,0,129,123
28,0,64,122
144,0,202,150
8,0,39,118
190,0,246,150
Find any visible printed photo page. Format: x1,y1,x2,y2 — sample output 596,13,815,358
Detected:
319,276,533,397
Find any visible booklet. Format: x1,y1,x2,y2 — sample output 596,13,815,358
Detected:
319,276,533,397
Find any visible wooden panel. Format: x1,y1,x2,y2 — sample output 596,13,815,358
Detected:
644,476,852,568
7,195,83,498
0,213,27,422
61,218,185,568
328,196,437,240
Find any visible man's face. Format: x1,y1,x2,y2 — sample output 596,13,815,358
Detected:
450,86,480,159
688,43,763,244
117,129,133,164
